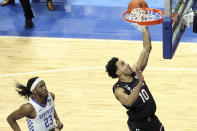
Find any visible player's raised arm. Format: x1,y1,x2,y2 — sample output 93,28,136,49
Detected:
133,26,152,72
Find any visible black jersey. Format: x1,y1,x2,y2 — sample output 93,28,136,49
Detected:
113,72,156,121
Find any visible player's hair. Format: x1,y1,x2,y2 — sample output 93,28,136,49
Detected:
15,77,39,100
105,57,119,79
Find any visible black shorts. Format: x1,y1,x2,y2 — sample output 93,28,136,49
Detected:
127,115,164,131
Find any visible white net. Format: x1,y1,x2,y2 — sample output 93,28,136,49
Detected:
126,8,163,32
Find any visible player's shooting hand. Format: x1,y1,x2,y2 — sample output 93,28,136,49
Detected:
56,120,63,130
136,67,144,83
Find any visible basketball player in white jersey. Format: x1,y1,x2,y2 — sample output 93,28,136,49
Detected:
7,77,63,131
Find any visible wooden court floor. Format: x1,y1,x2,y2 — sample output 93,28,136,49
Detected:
0,36,197,131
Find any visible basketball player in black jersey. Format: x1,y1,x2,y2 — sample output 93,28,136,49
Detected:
105,26,164,131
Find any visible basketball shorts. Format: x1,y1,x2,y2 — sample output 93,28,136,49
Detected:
127,115,165,131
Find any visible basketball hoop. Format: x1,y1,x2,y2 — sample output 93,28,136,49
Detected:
122,8,165,32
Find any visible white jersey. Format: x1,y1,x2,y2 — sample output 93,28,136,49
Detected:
26,93,56,131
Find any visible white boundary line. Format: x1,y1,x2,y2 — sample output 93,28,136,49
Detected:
0,67,104,78
0,66,197,78
0,36,197,44
147,67,197,71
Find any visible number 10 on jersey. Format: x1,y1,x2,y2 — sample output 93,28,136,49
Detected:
139,89,149,103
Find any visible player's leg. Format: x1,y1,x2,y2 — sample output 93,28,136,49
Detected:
19,0,34,28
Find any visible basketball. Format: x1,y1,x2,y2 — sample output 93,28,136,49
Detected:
128,0,148,11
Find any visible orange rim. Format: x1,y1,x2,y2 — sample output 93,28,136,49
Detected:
122,8,165,25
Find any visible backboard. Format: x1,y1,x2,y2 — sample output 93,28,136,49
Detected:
162,0,197,59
